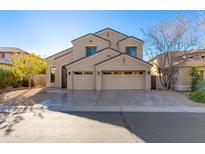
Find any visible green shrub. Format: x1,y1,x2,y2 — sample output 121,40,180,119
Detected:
189,90,205,103
0,65,15,89
195,80,205,90
0,65,24,89
191,66,202,91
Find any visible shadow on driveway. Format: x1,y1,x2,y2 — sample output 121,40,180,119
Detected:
65,112,205,143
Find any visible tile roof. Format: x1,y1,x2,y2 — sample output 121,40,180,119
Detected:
0,47,24,53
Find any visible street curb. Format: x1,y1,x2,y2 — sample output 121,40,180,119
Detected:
1,104,205,113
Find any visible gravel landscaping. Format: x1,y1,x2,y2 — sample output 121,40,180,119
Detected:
0,88,55,106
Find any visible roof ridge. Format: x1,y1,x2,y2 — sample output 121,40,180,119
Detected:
45,47,73,60
94,28,129,37
71,33,110,43
117,36,144,44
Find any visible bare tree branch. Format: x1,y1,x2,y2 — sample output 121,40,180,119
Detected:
142,14,202,90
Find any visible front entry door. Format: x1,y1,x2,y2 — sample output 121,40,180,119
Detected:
61,66,67,88
151,75,156,90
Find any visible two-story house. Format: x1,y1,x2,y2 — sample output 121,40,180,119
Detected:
45,28,152,91
0,47,25,65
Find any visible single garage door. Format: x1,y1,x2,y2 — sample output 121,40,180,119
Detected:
102,71,145,90
73,71,95,90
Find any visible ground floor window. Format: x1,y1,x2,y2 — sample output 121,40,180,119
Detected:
50,67,56,83
102,70,145,75
84,71,93,75
113,71,122,75
124,71,133,75
74,72,83,75
103,71,112,75
73,71,93,75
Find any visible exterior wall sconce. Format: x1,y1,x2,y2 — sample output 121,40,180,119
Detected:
98,71,100,75
147,71,150,75
68,72,71,75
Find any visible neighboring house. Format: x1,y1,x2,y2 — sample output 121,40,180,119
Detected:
150,49,205,91
45,28,152,91
0,47,25,65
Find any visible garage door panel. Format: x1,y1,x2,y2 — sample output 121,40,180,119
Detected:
73,72,95,90
102,71,145,90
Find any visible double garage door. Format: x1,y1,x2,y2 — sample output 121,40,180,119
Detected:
72,70,145,90
102,71,145,90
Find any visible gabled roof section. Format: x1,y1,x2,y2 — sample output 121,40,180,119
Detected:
95,28,129,38
117,36,144,44
181,58,205,67
148,49,205,62
71,33,110,43
95,53,152,66
45,47,72,61
64,47,121,67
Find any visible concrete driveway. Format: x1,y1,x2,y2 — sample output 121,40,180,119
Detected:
40,89,205,112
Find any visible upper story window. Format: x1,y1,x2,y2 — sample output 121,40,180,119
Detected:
86,47,96,57
126,47,137,57
50,67,56,83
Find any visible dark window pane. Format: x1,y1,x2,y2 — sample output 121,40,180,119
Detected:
126,47,137,56
74,72,83,75
86,47,96,56
50,67,56,83
84,71,93,75
103,71,112,75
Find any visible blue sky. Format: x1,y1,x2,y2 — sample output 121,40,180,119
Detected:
0,10,200,58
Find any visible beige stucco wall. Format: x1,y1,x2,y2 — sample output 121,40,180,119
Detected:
72,34,110,61
175,66,205,91
118,37,144,59
66,48,119,71
95,29,127,50
46,51,73,88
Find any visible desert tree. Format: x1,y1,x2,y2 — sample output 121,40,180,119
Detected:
142,14,202,90
12,51,46,88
